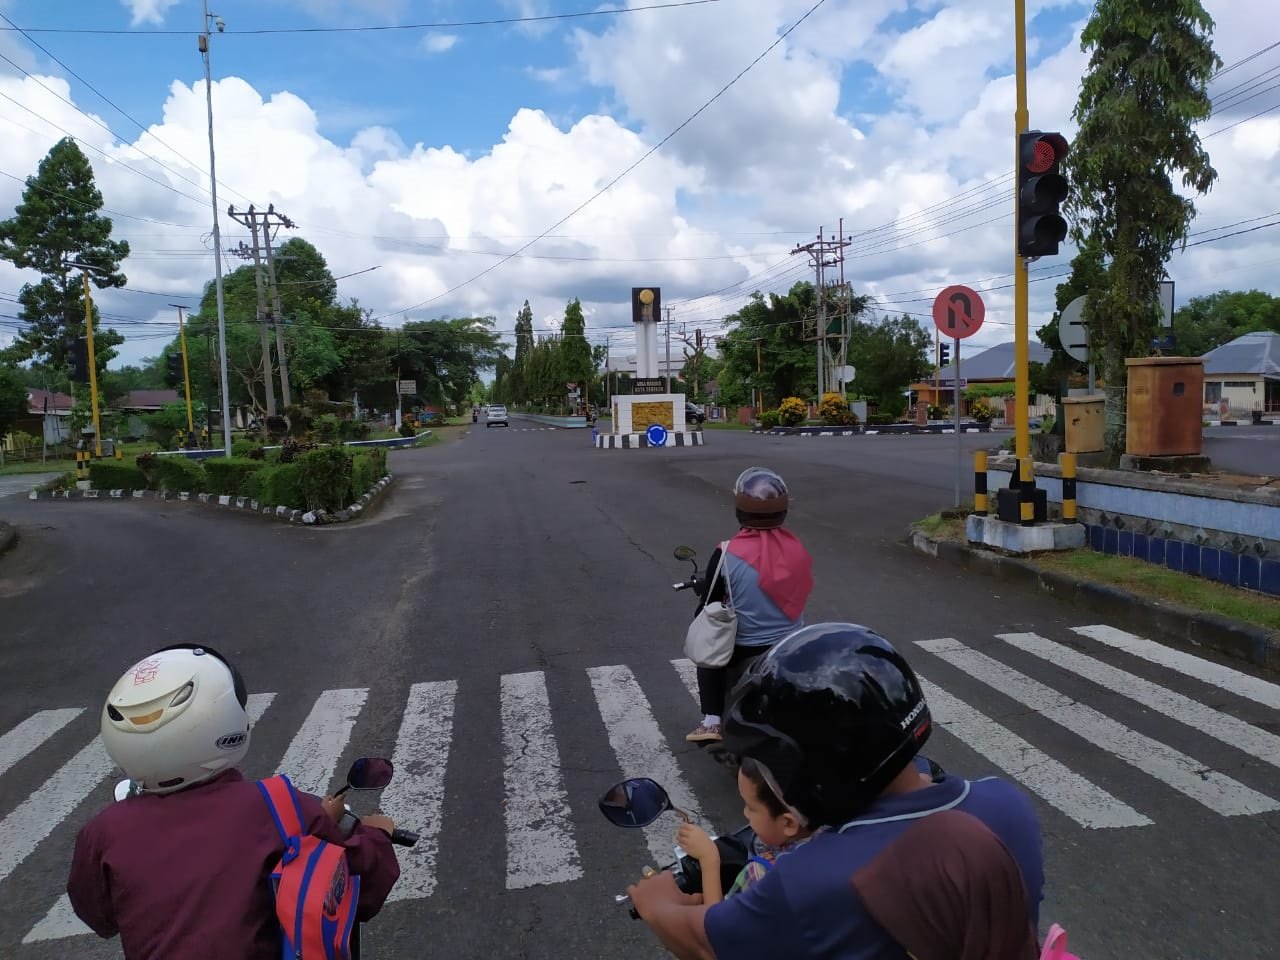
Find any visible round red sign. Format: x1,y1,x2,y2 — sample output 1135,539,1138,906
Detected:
932,285,985,340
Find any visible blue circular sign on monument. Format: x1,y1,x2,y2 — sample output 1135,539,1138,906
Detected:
645,424,668,447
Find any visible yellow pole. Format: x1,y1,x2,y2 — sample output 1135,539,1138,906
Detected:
974,450,989,516
80,270,103,458
1060,452,1078,522
1014,0,1030,468
177,306,195,436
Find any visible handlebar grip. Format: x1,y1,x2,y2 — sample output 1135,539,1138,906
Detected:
390,829,419,847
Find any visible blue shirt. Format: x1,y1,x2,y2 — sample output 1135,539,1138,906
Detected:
703,772,1044,960
722,550,804,647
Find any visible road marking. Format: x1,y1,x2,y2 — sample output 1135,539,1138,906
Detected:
0,709,82,780
275,688,368,795
1072,625,1280,710
917,638,1278,816
918,677,1150,829
21,694,275,944
384,681,457,902
670,659,699,703
500,671,582,890
999,633,1280,770
588,664,704,863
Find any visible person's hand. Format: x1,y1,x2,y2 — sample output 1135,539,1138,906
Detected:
321,795,345,822
360,813,395,837
627,869,703,920
676,823,720,865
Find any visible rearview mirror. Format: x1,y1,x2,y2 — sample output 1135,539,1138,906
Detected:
114,779,139,801
599,777,683,827
345,757,394,791
673,545,696,562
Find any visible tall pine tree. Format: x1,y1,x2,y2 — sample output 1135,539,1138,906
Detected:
0,138,130,371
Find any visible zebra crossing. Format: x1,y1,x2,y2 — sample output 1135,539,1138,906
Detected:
2,623,1279,950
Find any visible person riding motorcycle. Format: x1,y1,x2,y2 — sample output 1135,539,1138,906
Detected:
67,645,401,960
630,623,1046,960
686,466,814,744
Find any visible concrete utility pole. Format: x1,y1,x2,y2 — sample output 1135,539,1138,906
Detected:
791,227,851,403
262,204,296,409
228,206,276,417
663,306,673,392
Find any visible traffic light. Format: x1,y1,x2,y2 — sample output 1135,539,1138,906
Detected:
67,338,90,383
166,353,184,386
1017,131,1070,258
938,342,951,368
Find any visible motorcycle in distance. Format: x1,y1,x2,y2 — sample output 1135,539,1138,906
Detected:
672,544,741,772
599,777,755,918
114,757,418,959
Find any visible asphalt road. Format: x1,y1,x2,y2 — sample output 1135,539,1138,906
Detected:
1203,425,1280,476
0,423,1277,959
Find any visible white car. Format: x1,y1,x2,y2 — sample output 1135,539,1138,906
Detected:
486,404,509,428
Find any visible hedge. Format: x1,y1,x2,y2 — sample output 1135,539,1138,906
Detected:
260,463,305,510
350,449,386,502
143,455,207,493
204,457,267,497
88,462,147,491
298,447,353,512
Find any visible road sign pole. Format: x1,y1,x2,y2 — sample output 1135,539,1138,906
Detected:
954,338,962,507
1013,0,1031,472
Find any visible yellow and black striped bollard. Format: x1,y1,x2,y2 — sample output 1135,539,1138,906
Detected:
973,451,988,516
1060,453,1077,522
1018,458,1034,526
75,450,90,482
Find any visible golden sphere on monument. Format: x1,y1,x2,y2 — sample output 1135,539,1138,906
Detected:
638,289,654,305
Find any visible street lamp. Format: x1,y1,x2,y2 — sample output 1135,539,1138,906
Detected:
62,259,105,457
199,2,232,457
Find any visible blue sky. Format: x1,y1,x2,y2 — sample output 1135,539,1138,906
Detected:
0,0,1276,366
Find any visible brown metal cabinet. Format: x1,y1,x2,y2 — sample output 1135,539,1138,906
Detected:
1125,358,1204,456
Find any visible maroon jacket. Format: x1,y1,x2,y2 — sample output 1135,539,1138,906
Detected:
68,770,400,960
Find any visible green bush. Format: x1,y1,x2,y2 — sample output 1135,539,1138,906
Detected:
315,414,342,443
88,461,147,490
261,463,305,509
204,457,267,497
758,409,782,429
867,413,897,426
350,449,387,500
231,439,260,458
778,397,807,427
142,454,207,492
398,421,416,438
298,446,353,512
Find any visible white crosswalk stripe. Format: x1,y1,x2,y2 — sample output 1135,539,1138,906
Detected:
4,626,1280,951
917,637,1278,816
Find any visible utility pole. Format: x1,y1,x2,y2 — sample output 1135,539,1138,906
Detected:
792,227,850,404
199,1,232,456
663,306,673,392
228,206,276,417
262,204,295,409
64,261,104,458
170,304,196,441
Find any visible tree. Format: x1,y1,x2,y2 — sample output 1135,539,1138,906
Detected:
559,298,593,388
0,363,29,440
1065,0,1221,462
0,138,129,370
717,283,821,407
397,318,503,409
1173,290,1280,357
509,301,534,403
848,314,932,416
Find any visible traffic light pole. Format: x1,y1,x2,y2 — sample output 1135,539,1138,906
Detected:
1013,0,1031,470
78,269,103,458
173,304,196,438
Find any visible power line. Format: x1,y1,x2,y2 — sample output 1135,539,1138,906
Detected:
370,0,830,323
0,1,722,36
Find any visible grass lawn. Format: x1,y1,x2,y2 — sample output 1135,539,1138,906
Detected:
912,512,1280,633
704,421,753,430
0,439,161,477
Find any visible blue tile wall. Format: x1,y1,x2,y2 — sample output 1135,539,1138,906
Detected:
1149,537,1166,566
1217,551,1239,587
1201,548,1220,583
1104,528,1118,555
1241,555,1261,592
1090,524,1104,552
1166,540,1184,572
1133,534,1149,562
1263,560,1280,597
1184,544,1201,577
1118,531,1133,557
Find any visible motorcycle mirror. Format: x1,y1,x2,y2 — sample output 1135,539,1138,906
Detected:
598,777,681,828
113,779,137,802
344,757,395,791
673,545,696,562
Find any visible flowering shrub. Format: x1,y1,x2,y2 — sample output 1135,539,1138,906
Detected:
778,396,807,427
970,398,995,423
819,392,858,426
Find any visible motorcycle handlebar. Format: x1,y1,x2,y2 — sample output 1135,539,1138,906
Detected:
390,829,419,847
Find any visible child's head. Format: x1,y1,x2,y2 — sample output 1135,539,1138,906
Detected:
737,757,808,848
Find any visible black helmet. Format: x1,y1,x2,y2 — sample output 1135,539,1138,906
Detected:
723,623,931,826
734,466,789,530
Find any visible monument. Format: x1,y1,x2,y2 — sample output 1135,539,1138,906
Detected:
596,286,704,449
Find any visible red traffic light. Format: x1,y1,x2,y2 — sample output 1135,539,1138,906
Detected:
1023,132,1069,174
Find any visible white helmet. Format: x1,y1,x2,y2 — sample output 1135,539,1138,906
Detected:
101,645,251,795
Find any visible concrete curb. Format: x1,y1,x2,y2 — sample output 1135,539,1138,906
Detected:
751,423,991,437
26,475,395,527
908,528,1280,671
0,520,15,557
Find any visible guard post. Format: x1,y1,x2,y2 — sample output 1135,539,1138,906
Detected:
75,449,90,482
1060,453,1078,522
973,451,989,516
1018,457,1034,526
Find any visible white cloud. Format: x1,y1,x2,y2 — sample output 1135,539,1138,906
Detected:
421,33,458,54
119,0,181,27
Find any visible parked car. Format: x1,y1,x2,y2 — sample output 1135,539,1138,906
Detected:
685,401,706,426
486,404,509,428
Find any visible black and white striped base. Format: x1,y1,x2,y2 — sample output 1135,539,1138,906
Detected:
594,431,705,449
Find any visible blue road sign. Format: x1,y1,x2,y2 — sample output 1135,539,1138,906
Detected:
645,424,668,447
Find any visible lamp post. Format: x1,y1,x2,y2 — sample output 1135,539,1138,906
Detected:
199,2,232,456
62,259,104,457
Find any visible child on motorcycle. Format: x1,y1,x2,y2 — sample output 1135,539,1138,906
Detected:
674,757,819,904
67,645,401,960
